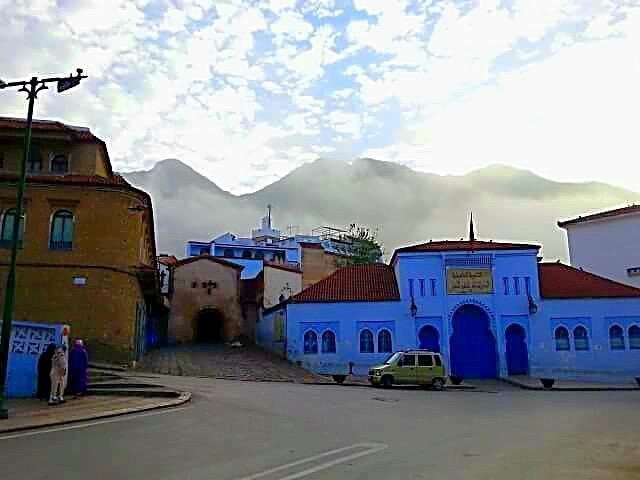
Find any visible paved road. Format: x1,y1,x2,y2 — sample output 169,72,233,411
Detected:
2,376,639,480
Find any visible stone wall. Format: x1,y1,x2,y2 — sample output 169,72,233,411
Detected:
169,258,243,343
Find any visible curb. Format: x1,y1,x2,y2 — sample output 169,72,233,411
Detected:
0,392,191,435
500,377,640,392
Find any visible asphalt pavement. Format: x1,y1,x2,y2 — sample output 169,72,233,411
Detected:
2,376,639,480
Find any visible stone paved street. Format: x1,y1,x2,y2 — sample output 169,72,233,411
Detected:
136,344,330,383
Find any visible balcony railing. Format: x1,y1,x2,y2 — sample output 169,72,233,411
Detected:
49,240,73,251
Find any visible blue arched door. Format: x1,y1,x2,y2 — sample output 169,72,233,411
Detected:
450,304,497,378
505,324,528,375
418,325,440,352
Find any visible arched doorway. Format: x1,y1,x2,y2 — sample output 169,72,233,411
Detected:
505,324,528,375
418,325,440,352
195,308,224,343
450,304,497,378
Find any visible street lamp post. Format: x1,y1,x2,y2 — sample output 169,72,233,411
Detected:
0,69,87,419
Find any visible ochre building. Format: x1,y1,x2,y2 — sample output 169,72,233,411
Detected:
0,117,160,363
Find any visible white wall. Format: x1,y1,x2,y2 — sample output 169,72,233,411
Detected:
564,214,640,287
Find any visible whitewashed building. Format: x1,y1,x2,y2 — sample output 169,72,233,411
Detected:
558,205,640,287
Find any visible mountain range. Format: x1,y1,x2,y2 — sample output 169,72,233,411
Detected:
123,158,639,261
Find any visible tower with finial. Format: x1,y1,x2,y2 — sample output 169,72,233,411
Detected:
469,212,476,242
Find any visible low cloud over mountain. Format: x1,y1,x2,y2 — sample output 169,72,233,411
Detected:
124,158,639,261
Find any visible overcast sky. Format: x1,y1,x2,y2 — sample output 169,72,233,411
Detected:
1,0,639,194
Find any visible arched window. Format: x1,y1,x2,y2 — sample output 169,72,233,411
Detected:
28,146,42,172
555,326,570,351
303,330,318,354
629,325,640,350
51,154,69,174
0,208,24,247
223,249,234,258
609,325,625,350
242,250,253,259
321,330,336,353
377,329,392,353
254,250,264,260
359,329,374,353
49,210,74,250
573,326,589,351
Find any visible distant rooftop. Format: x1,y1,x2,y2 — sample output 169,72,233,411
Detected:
558,204,640,228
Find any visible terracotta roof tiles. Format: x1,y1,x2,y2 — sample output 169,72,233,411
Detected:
538,262,640,299
291,263,400,303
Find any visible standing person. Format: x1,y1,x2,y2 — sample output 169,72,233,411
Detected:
49,345,67,406
69,339,89,397
36,343,56,400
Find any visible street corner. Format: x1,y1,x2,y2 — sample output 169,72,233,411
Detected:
0,390,192,436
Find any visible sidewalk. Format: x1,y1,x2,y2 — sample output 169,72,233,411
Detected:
0,393,191,434
503,375,640,391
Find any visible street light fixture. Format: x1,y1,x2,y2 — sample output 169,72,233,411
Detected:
0,69,87,420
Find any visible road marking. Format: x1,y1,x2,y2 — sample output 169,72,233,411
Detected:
0,406,190,441
236,443,388,480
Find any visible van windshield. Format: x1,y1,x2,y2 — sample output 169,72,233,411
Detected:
384,353,402,364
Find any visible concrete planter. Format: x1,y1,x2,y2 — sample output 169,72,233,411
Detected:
540,378,555,389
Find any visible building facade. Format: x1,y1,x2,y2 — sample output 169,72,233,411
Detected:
0,117,161,363
559,205,640,287
261,239,640,383
164,255,302,344
185,209,348,288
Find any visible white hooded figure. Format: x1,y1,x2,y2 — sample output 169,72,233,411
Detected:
49,345,67,405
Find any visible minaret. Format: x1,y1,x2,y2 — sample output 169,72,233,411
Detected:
267,204,272,229
469,212,476,242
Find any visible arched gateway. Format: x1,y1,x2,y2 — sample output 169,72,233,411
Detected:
449,304,497,378
195,308,225,343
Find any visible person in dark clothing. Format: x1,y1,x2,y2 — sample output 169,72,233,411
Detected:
37,343,56,400
68,339,89,396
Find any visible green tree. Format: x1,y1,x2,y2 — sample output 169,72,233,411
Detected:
336,224,383,266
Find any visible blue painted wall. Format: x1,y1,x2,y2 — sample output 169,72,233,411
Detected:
1,321,68,397
260,247,640,383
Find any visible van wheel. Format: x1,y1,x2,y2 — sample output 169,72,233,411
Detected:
381,376,393,389
432,378,445,391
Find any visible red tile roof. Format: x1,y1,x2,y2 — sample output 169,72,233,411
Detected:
174,254,244,270
157,255,178,266
391,240,540,264
0,173,129,186
558,205,640,228
0,117,102,143
291,263,400,303
538,262,640,299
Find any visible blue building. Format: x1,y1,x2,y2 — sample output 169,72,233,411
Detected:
259,236,640,382
185,207,356,286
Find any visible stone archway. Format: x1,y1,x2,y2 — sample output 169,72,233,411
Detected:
449,304,497,378
195,308,225,343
